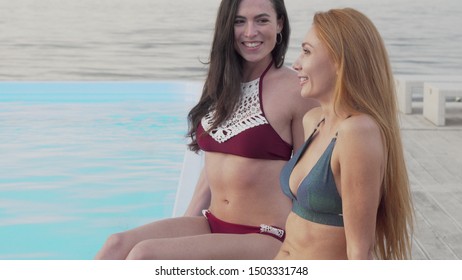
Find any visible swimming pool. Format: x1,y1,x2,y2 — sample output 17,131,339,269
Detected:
0,82,202,259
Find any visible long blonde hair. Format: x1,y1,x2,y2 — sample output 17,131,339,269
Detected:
313,8,414,259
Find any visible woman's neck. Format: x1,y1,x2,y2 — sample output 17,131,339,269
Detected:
241,56,273,82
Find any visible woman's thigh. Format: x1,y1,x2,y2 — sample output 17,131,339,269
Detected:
95,216,210,259
127,232,283,260
124,215,211,240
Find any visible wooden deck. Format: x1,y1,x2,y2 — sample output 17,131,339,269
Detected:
400,101,462,259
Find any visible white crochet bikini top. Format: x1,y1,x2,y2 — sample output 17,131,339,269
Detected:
200,79,268,143
196,61,292,160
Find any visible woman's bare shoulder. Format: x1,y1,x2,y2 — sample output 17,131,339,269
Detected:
339,114,381,138
336,114,384,156
276,66,299,85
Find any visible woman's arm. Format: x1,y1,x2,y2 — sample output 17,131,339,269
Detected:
336,115,385,259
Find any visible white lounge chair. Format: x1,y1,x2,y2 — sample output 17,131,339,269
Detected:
172,148,204,217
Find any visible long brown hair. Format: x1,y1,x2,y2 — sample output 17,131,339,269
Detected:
187,0,290,152
313,8,414,259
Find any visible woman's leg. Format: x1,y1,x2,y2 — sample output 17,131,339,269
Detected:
126,232,283,260
95,216,210,259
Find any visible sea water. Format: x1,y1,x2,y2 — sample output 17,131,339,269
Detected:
1,0,461,80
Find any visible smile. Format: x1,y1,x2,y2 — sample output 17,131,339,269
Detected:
243,42,262,48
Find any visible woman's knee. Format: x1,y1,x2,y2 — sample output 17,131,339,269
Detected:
95,232,131,259
126,239,162,260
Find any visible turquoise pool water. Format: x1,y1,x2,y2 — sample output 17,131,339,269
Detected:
0,82,202,259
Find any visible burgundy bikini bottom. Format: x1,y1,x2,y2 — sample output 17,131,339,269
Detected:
202,209,285,242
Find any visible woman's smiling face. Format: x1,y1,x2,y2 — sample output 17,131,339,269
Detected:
233,0,282,63
293,26,338,100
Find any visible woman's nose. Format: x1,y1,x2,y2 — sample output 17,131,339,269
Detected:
292,56,302,71
244,23,257,37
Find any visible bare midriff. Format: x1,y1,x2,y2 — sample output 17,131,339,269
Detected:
274,212,347,259
205,152,291,229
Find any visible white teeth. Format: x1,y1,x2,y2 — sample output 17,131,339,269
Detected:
244,42,260,48
300,77,308,82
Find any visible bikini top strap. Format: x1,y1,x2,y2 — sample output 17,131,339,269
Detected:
260,60,274,81
333,115,352,139
307,118,325,140
316,118,326,129
258,60,274,116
